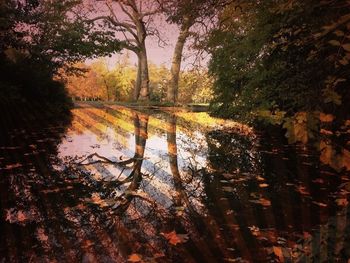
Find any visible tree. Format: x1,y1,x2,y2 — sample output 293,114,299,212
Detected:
207,0,350,121
160,0,232,103
0,0,120,109
1,0,119,71
87,0,162,101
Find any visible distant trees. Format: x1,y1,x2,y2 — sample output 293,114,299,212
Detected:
63,57,135,101
63,58,213,104
178,69,213,104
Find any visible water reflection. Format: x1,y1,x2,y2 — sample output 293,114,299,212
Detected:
1,103,350,262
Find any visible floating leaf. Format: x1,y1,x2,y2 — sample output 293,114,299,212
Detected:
259,183,269,188
329,40,340,46
334,30,344,36
342,44,350,52
296,186,310,195
4,163,23,170
312,201,327,207
336,198,349,206
312,178,324,184
273,246,284,262
222,173,235,179
36,228,49,242
222,186,235,192
339,58,349,65
161,230,189,245
248,225,260,236
128,253,142,262
319,113,334,122
257,176,265,181
250,198,271,207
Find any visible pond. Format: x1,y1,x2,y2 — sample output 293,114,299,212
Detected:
0,103,349,262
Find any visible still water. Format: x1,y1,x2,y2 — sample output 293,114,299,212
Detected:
0,103,349,262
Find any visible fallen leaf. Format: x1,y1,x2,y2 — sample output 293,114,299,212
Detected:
273,246,284,262
259,183,269,188
312,201,327,207
250,198,271,207
260,198,271,206
312,178,324,184
248,225,260,236
17,211,27,222
36,228,49,242
161,230,189,245
222,186,235,192
257,176,265,181
336,198,349,206
222,173,235,179
303,231,312,239
296,186,310,195
128,253,142,262
319,113,334,122
5,163,22,170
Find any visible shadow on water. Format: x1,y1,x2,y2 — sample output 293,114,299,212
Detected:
1,102,350,262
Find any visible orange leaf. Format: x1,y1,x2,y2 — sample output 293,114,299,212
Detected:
161,230,189,245
319,113,334,122
296,186,310,195
259,183,269,188
259,198,271,206
273,246,284,262
128,253,142,262
5,163,22,170
336,198,349,206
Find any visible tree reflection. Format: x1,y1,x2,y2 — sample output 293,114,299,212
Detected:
114,112,149,214
166,114,197,215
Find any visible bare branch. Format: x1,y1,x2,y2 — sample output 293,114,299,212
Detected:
118,1,138,24
77,152,136,166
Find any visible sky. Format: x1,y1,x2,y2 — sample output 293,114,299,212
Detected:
84,1,209,70
98,21,208,70
105,22,179,68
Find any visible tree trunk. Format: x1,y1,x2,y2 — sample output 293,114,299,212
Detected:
133,57,142,100
167,19,191,104
137,45,150,101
